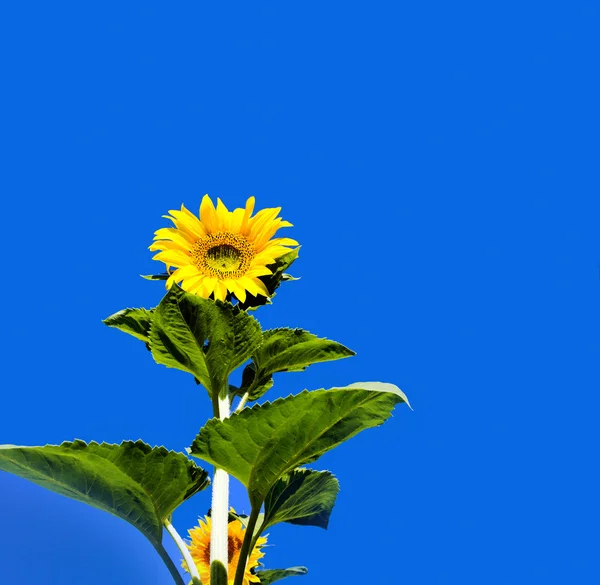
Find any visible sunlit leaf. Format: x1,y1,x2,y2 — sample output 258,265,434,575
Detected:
255,567,308,584
149,285,262,395
190,382,408,507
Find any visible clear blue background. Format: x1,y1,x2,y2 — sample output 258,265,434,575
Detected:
1,2,598,584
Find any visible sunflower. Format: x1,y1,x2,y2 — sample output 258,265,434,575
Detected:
149,195,298,302
184,515,267,585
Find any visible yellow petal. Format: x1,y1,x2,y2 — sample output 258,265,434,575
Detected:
167,209,206,239
229,208,245,233
266,237,298,247
213,281,228,301
182,273,204,290
253,246,292,265
245,265,273,277
153,227,195,246
224,279,247,303
240,196,256,234
215,198,231,231
248,207,280,240
199,195,218,233
182,277,205,296
240,277,269,298
167,265,199,287
200,276,218,297
180,205,207,237
149,240,189,253
253,218,290,251
250,277,270,297
152,250,191,267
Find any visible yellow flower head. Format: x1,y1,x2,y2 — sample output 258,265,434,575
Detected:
150,195,298,302
184,515,268,585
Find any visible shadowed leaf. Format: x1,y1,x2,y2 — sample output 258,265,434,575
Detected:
0,440,209,545
263,468,339,530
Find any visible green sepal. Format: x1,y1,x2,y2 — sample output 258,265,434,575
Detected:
191,579,203,585
149,284,262,396
141,272,169,280
238,248,300,311
238,328,355,401
103,307,154,343
263,468,339,530
255,567,308,584
210,561,228,585
190,382,408,508
0,440,209,546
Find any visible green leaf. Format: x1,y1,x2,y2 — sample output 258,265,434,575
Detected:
190,382,408,508
141,272,169,280
239,328,355,400
255,567,308,584
149,285,262,395
238,248,300,311
0,440,209,545
210,561,228,585
103,307,154,343
263,468,339,531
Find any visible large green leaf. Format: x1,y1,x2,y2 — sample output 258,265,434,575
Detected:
103,307,154,343
149,285,262,394
0,440,209,546
190,382,408,507
239,328,355,401
263,468,339,531
255,567,308,584
238,248,300,311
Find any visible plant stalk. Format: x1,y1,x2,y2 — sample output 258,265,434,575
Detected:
210,387,231,576
232,505,262,585
165,519,201,582
152,540,188,585
235,391,250,412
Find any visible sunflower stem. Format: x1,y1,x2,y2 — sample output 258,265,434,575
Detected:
235,391,249,412
165,519,201,582
152,540,188,585
233,505,262,585
210,387,231,577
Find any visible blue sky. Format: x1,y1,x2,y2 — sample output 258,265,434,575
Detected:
1,2,599,584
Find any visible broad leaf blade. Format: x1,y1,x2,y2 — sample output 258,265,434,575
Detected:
103,308,154,343
255,567,308,584
263,468,339,530
0,440,209,545
149,285,262,393
190,382,407,507
240,328,355,401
